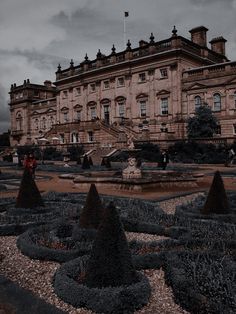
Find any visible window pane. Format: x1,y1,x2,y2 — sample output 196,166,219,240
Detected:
161,98,168,115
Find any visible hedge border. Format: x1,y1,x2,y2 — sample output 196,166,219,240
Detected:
53,255,151,314
17,225,92,263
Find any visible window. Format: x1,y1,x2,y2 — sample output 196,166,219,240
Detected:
41,117,46,129
48,116,54,128
62,91,68,98
215,124,221,135
34,90,39,97
213,93,221,112
139,100,147,117
117,77,125,87
76,111,81,121
138,72,146,82
161,98,169,115
35,119,39,130
234,92,236,107
59,133,65,143
88,131,94,142
15,94,19,100
103,80,110,89
118,102,125,117
63,112,68,122
90,107,96,120
16,113,23,130
19,92,23,98
75,87,81,95
194,96,201,111
160,68,168,79
90,83,96,92
71,132,79,143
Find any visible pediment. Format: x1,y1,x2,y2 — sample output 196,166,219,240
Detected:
60,106,69,112
187,83,207,90
73,104,83,109
45,108,56,114
156,89,170,96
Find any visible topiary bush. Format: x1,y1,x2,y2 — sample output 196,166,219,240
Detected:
78,184,104,229
15,168,44,209
202,171,231,215
84,202,139,288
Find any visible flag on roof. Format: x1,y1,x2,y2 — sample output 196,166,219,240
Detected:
124,12,129,17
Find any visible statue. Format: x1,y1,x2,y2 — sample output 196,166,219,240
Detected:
127,134,135,149
122,157,142,179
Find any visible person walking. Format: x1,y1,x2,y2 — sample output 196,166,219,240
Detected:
23,153,37,178
160,150,169,170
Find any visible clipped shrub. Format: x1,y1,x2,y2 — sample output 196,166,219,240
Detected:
56,223,73,238
82,155,90,169
84,202,139,288
79,184,104,229
76,156,81,165
101,157,111,168
202,171,231,215
15,168,44,209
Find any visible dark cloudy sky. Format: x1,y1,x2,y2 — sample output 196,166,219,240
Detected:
1,0,236,132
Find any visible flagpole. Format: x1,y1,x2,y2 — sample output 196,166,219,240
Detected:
123,14,126,49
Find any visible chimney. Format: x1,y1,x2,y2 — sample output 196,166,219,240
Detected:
189,26,208,47
209,36,227,55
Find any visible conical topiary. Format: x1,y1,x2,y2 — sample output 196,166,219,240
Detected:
79,184,104,229
82,155,90,169
201,170,230,215
88,156,93,166
15,168,44,209
84,202,138,288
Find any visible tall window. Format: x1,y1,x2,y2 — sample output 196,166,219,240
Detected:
16,113,23,130
194,96,201,111
35,119,39,130
88,131,94,142
213,93,221,111
161,98,169,115
48,116,54,128
139,100,147,117
59,133,65,143
42,117,46,129
90,107,96,120
118,101,125,117
63,112,68,122
71,132,79,143
76,111,81,121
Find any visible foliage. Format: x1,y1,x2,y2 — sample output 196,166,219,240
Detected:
0,131,10,146
84,202,138,288
168,141,227,164
79,184,104,229
187,104,219,138
88,156,93,166
15,168,44,209
67,145,84,161
135,142,161,162
42,147,63,161
202,171,231,215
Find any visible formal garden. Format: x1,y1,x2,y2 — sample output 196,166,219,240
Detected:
0,160,235,313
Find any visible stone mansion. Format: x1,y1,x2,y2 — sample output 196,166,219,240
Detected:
9,26,236,152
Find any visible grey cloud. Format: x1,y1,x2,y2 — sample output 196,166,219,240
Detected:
188,0,234,5
0,84,10,132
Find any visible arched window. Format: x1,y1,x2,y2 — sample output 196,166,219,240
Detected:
194,96,201,111
213,93,221,112
16,112,23,130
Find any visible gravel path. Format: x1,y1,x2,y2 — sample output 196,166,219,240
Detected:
0,195,196,314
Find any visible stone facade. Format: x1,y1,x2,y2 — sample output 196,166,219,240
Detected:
9,26,236,151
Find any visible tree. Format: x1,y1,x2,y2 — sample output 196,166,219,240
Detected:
187,104,219,138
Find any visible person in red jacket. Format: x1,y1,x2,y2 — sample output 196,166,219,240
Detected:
23,153,37,178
